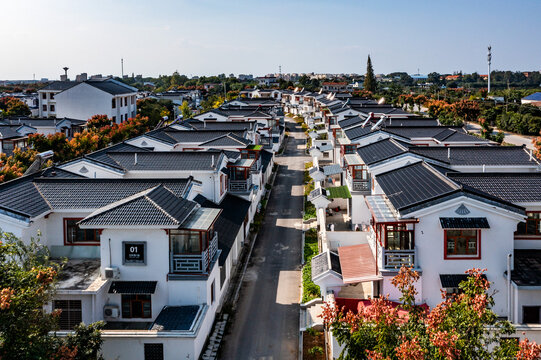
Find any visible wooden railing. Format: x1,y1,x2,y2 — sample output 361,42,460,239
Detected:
171,233,218,273
382,248,416,269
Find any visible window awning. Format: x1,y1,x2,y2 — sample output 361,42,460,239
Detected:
440,274,487,288
108,281,157,294
439,217,490,229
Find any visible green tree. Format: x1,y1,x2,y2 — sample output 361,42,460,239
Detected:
364,55,376,93
180,100,193,119
0,233,104,360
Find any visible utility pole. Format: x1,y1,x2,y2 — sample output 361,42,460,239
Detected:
487,45,492,94
121,58,124,78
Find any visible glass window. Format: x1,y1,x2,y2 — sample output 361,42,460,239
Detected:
42,104,47,111
42,93,47,99
112,98,116,108
516,212,541,236
64,219,100,245
50,104,55,112
121,295,151,318
2,141,14,150
385,224,414,250
445,229,479,257
50,93,55,99
53,300,82,330
170,230,201,254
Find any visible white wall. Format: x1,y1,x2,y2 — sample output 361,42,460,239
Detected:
411,197,521,316
327,231,369,251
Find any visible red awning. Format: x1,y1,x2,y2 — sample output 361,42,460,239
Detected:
337,244,379,284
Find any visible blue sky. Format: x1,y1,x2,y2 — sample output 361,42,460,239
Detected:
1,0,539,80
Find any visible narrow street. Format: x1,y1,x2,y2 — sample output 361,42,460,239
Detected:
220,118,307,359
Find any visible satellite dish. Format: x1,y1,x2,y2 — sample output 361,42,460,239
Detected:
378,97,385,105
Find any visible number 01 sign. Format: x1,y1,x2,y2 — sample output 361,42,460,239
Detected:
123,242,146,265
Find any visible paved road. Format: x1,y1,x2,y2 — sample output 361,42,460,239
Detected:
220,118,307,360
466,122,535,150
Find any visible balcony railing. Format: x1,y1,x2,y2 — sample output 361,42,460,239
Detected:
250,158,262,174
382,248,416,269
171,232,218,273
346,173,371,194
229,177,252,193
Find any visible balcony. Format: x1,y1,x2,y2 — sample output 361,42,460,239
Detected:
250,157,262,174
170,232,218,273
229,177,252,193
346,173,371,194
382,248,416,270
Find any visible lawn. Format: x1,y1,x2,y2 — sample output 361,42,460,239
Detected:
302,229,320,303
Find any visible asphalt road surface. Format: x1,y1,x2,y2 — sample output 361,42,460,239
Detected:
220,118,306,360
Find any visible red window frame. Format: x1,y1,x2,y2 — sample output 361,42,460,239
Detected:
63,218,101,246
444,229,481,260
515,211,541,239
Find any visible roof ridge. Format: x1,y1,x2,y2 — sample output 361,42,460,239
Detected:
144,186,183,225
32,182,53,211
80,186,160,223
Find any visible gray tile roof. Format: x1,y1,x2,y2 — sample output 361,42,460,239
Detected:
33,178,190,210
79,185,197,227
448,172,541,202
260,150,273,173
409,146,537,166
344,125,373,140
108,281,157,294
511,250,541,286
188,120,256,131
198,133,251,147
376,162,459,211
311,251,341,279
85,142,150,169
106,151,224,171
153,129,246,144
439,217,490,229
151,305,201,331
323,164,342,176
39,81,78,91
357,138,408,165
338,116,365,130
194,194,251,265
85,80,136,95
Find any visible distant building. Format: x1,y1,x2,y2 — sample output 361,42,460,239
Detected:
38,78,138,123
321,82,348,92
521,92,541,106
238,74,254,81
255,76,278,87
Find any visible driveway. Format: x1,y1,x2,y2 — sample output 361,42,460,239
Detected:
219,118,307,359
466,122,535,150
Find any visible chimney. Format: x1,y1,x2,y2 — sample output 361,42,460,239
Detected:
530,149,534,161
211,155,215,168
482,164,486,173
447,147,451,159
134,153,138,165
204,120,206,129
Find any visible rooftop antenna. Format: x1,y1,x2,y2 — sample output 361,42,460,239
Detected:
121,58,124,78
487,46,492,94
63,67,69,79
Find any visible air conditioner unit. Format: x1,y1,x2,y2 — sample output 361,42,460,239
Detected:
103,305,120,319
104,266,120,279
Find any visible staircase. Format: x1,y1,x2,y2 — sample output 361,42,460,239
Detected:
299,298,324,331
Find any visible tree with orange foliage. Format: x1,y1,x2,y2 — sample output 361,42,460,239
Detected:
322,267,541,360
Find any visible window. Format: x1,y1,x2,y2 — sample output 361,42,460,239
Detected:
170,230,202,254
112,98,116,108
112,116,117,123
50,93,55,100
445,229,480,258
516,212,541,236
144,343,163,360
2,141,14,151
124,97,128,106
64,218,100,245
42,104,47,111
121,294,151,318
42,93,47,100
53,300,82,330
50,104,55,112
385,224,414,250
523,306,541,324
210,280,215,304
